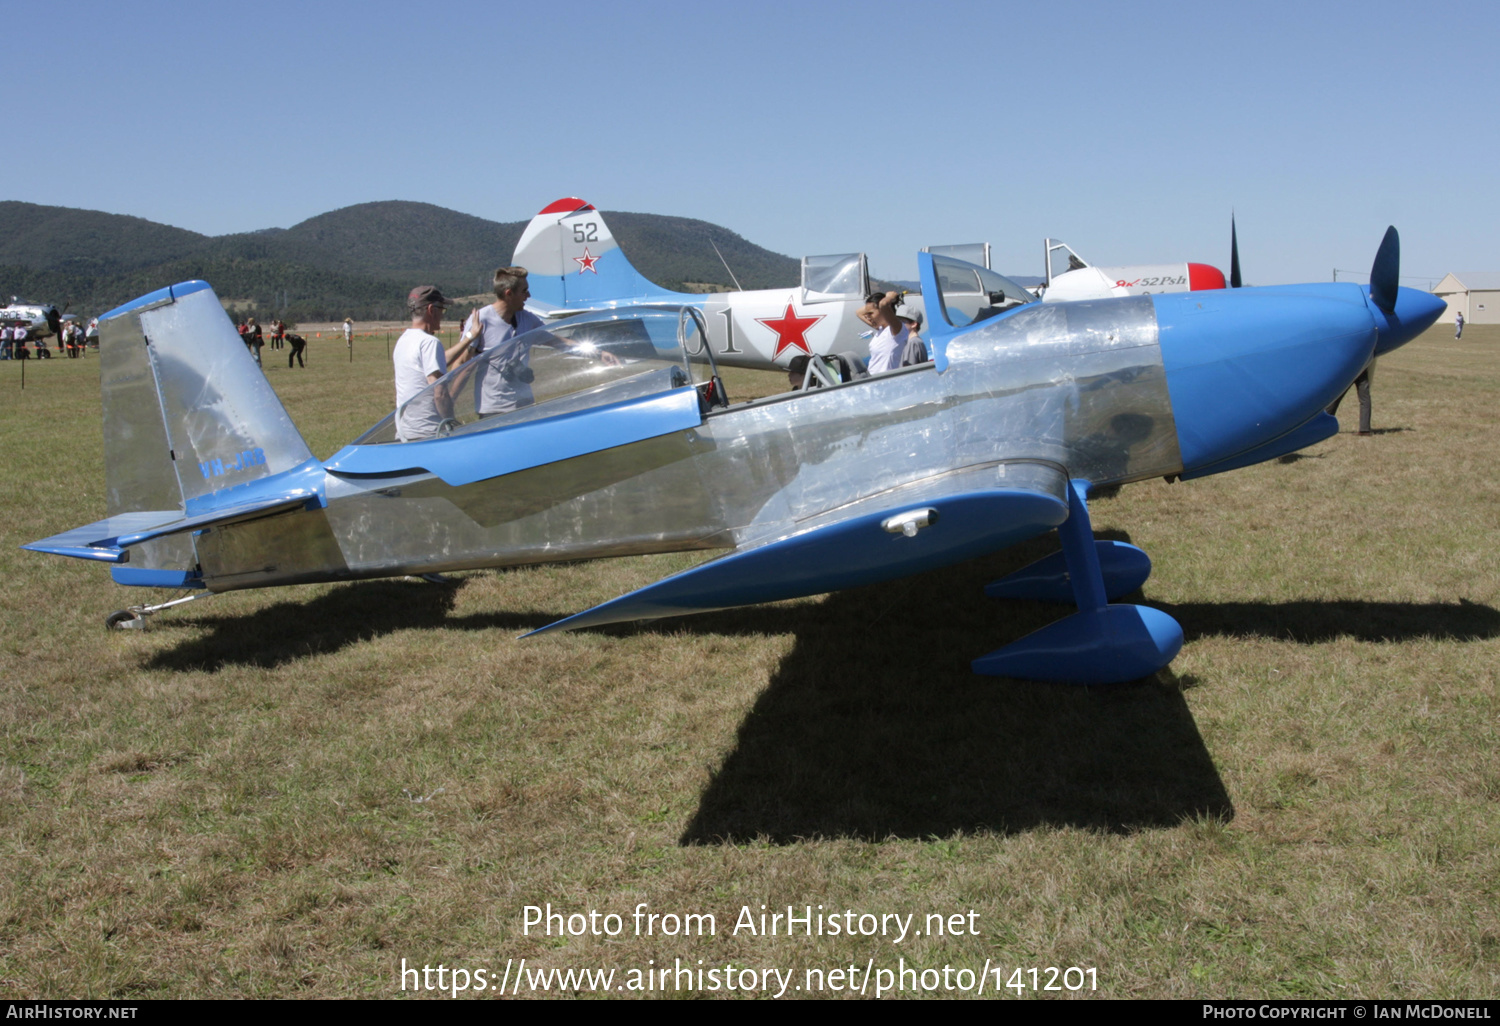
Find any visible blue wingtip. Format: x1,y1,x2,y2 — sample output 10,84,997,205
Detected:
972,604,1184,684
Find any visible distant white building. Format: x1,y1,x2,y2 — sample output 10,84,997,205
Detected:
1432,272,1500,324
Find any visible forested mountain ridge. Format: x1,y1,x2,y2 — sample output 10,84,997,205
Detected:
0,201,210,275
0,199,801,321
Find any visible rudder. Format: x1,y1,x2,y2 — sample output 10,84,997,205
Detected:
512,197,677,308
97,281,317,586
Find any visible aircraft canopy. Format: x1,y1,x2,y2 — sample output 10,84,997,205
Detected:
801,253,868,300
356,307,720,445
929,254,1037,329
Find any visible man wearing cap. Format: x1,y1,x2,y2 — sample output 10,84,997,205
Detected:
392,285,473,441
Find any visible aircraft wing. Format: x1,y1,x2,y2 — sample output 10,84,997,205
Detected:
526,460,1070,635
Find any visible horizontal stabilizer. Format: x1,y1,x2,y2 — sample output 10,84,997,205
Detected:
24,491,318,563
527,462,1070,635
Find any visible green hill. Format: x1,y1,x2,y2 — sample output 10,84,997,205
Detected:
236,201,522,288
0,201,209,276
0,200,801,322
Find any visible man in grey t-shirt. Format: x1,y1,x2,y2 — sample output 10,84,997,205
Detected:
460,266,548,416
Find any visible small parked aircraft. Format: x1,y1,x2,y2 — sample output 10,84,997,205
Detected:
923,238,1228,303
1038,228,1235,303
514,199,1237,358
513,198,907,369
23,228,1442,684
0,296,62,341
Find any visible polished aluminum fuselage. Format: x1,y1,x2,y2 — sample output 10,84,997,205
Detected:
191,298,1179,592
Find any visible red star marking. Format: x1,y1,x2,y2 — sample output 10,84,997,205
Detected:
573,247,600,274
755,303,824,358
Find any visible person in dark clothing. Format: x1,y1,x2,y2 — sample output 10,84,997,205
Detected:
1326,360,1374,436
246,317,264,365
44,308,62,355
287,332,307,368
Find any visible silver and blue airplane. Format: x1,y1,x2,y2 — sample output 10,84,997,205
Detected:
23,229,1443,684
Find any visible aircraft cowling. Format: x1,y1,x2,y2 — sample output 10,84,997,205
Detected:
1214,282,1445,359
1153,286,1377,474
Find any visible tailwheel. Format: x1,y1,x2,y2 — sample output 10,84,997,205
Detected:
105,609,146,630
103,590,214,631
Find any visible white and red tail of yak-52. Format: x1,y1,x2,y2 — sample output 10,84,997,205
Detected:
512,198,675,310
512,197,906,371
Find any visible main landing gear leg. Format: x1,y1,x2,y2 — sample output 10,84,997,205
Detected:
972,480,1183,684
105,591,215,630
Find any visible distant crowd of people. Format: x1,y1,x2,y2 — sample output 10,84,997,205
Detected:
0,317,97,359
238,316,313,368
0,309,353,368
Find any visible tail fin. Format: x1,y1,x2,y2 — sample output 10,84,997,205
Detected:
24,280,321,586
512,198,677,308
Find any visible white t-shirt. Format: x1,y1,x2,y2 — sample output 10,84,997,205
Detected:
866,323,910,375
392,328,448,441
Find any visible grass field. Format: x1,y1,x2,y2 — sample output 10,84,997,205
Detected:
0,324,1495,999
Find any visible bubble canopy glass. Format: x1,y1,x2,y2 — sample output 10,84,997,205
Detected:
929,254,1037,329
355,307,721,445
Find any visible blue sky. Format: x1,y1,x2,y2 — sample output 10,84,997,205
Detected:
7,0,1492,286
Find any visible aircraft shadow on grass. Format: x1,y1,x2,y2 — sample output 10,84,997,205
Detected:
679,670,1228,844
671,536,1500,843
140,577,546,673
673,538,1229,843
140,535,1498,842
1156,597,1500,645
675,590,1500,844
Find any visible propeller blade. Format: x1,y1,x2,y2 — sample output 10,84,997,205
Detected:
1369,226,1399,315
1229,215,1242,289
